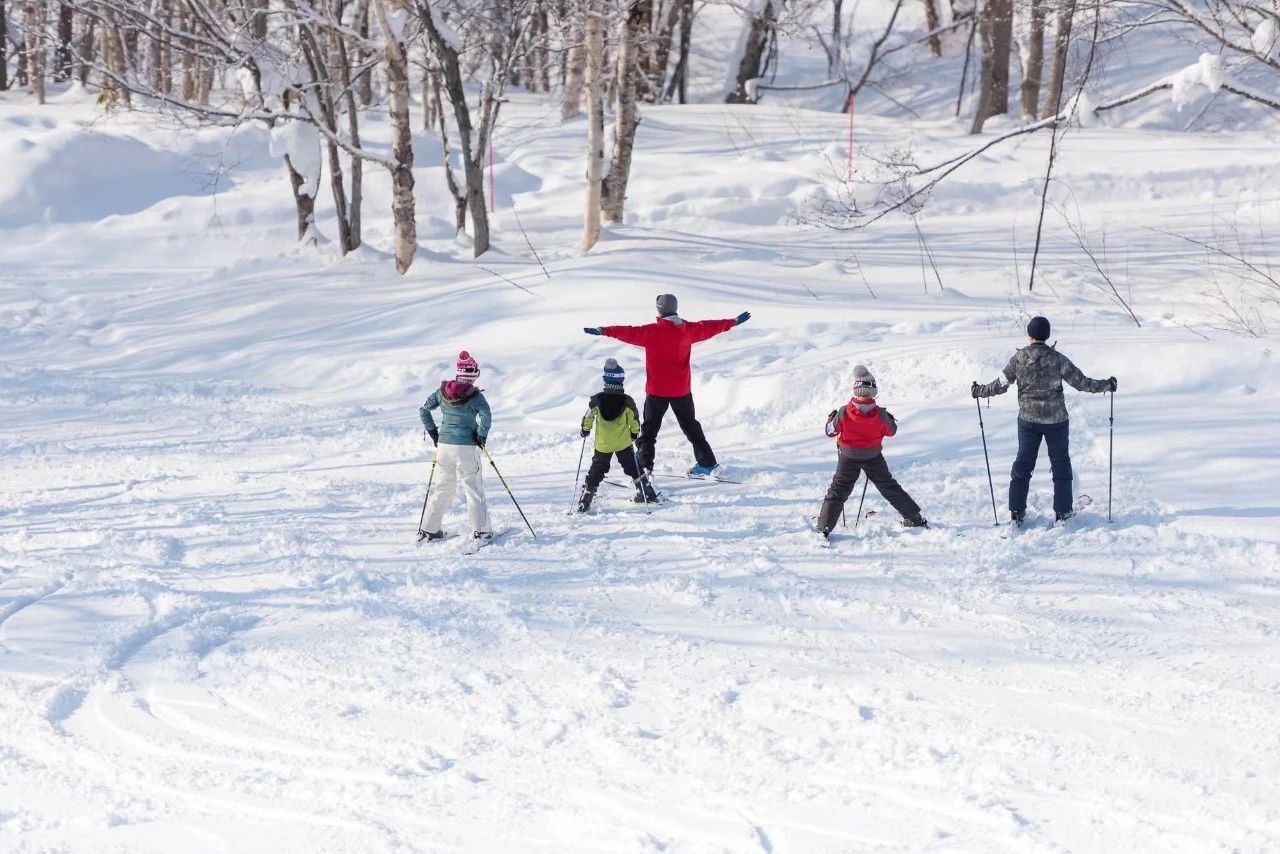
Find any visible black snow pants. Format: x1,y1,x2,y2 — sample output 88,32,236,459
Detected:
636,393,716,472
583,446,641,493
817,451,921,532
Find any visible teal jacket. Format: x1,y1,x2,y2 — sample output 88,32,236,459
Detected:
420,383,491,445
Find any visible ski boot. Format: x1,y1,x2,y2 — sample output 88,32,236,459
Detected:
473,531,493,542
419,529,446,543
577,489,596,514
1010,510,1025,528
632,477,659,504
902,514,929,529
687,463,718,478
1054,511,1075,524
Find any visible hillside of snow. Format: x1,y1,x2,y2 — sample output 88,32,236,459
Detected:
2,78,1279,852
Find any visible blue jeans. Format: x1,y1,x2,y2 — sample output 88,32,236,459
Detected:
1010,418,1073,515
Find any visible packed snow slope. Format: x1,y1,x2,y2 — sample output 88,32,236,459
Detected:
2,87,1280,853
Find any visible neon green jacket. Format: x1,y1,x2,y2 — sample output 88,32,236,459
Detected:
580,391,640,453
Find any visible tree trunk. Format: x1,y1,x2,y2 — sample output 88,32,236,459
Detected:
55,3,73,81
603,2,642,224
430,71,468,233
726,1,774,103
969,0,1012,132
922,0,943,57
580,1,605,252
664,0,693,103
375,0,417,274
77,15,94,85
0,0,8,91
828,0,844,75
24,0,46,104
1020,0,1046,119
331,29,363,249
1041,0,1075,118
355,0,374,106
284,154,318,244
562,16,585,119
420,0,490,256
100,13,130,107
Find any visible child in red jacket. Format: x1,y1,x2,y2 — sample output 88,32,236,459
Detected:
816,365,927,535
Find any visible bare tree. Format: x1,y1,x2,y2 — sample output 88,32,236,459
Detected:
603,0,643,223
374,0,418,273
1,0,8,91
24,0,46,103
971,0,1013,131
1021,0,1046,118
1041,0,1075,118
726,0,775,103
580,0,605,251
416,0,493,256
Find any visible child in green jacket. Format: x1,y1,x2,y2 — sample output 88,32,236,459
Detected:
577,359,658,512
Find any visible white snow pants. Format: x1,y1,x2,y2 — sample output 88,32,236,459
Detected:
424,443,492,535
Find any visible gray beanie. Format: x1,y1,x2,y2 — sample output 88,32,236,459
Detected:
851,364,878,399
656,293,678,317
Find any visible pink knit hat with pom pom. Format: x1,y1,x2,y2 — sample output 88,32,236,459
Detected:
455,351,480,384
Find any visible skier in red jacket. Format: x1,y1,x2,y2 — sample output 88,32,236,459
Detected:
817,365,927,535
585,293,750,477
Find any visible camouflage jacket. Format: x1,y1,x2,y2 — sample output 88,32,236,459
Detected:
975,343,1108,424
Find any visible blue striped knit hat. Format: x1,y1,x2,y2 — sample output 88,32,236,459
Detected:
602,358,625,390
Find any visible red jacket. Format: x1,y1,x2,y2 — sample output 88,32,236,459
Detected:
601,316,737,397
828,399,898,449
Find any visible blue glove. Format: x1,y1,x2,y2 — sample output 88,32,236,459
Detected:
583,327,603,336
735,311,751,326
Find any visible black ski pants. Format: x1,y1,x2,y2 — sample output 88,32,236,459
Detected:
1010,418,1073,515
583,446,641,492
817,451,921,532
636,393,716,472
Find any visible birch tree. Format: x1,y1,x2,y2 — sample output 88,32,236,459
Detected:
374,0,418,273
580,0,605,251
603,0,643,223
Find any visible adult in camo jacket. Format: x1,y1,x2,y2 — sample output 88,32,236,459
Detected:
972,316,1116,522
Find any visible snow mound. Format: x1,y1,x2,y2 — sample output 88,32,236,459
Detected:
0,128,229,228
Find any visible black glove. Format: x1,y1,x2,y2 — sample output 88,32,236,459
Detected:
427,428,439,446
580,429,590,438
735,311,751,326
971,381,981,399
827,409,838,421
1107,376,1117,392
473,431,486,448
583,327,603,336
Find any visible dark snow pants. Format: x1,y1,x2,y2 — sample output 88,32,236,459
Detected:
1010,418,1073,515
817,451,921,532
583,447,641,493
637,393,716,472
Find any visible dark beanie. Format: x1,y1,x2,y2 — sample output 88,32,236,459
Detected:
1027,316,1050,341
602,358,625,389
656,294,678,317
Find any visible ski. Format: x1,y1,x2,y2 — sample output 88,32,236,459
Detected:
668,472,742,484
461,527,517,555
416,531,459,545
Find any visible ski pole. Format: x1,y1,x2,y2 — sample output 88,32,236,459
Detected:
976,395,999,525
854,476,869,526
572,432,588,509
482,446,537,538
1108,389,1114,523
416,454,439,541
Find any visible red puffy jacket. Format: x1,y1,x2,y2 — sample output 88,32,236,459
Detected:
828,400,898,449
601,316,737,397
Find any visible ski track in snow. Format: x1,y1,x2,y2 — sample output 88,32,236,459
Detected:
2,89,1280,852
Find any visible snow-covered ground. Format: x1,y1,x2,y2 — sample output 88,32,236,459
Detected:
2,84,1279,852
